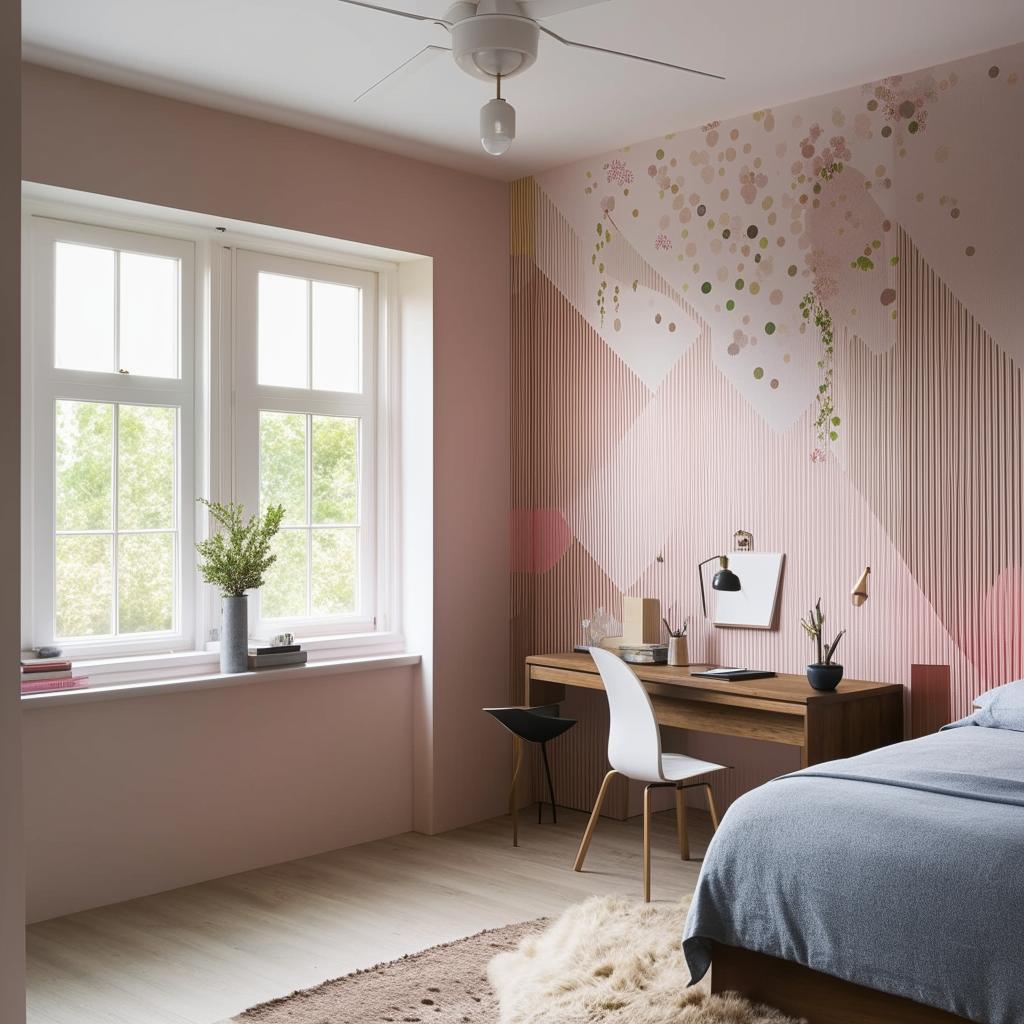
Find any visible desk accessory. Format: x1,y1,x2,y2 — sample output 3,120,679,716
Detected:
801,598,845,690
620,643,668,665
579,606,621,650
663,616,689,666
697,555,741,616
691,668,777,682
622,597,661,644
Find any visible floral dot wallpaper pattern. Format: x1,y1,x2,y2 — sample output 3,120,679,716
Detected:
511,43,1023,812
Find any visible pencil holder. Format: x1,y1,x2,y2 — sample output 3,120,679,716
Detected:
668,635,689,667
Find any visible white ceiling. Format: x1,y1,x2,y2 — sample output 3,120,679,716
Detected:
22,0,1024,181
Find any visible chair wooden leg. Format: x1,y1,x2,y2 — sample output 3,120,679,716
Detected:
509,736,523,847
675,784,690,861
703,783,720,832
572,770,618,871
643,784,653,902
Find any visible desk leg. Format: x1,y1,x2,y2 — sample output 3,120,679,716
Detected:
510,735,523,847
675,785,690,861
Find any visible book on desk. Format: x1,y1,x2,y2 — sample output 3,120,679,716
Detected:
690,668,777,682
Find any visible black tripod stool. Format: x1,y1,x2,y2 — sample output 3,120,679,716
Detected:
484,704,576,846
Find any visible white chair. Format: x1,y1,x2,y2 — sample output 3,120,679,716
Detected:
572,646,728,901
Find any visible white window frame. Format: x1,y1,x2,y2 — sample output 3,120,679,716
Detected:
25,216,198,658
231,249,378,639
22,192,406,682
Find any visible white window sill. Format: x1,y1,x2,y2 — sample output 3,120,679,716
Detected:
20,653,421,708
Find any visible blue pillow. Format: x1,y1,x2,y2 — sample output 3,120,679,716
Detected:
973,680,1021,708
951,679,1024,732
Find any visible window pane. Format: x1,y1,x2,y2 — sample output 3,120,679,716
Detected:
119,251,179,378
311,281,360,392
311,528,357,616
56,400,113,531
118,532,174,634
258,273,308,388
311,416,358,525
259,411,307,525
118,404,176,530
261,529,308,619
55,242,115,372
56,534,113,638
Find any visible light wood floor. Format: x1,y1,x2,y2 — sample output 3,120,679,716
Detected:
26,806,713,1024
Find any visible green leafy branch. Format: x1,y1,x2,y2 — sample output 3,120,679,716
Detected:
800,291,841,451
593,217,615,326
195,499,285,597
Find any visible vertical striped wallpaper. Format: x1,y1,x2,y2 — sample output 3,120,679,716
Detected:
510,62,1023,815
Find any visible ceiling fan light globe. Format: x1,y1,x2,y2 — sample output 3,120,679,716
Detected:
452,14,539,81
473,48,524,77
480,97,515,155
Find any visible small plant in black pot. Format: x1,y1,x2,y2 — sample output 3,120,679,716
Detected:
800,599,845,691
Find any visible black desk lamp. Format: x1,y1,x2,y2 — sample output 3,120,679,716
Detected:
698,555,741,616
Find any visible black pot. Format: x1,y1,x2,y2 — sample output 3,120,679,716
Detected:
807,663,844,691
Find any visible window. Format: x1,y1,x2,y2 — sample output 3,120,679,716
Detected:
27,219,195,656
25,211,392,667
233,251,377,638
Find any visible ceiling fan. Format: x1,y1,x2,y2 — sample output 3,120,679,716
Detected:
338,0,724,156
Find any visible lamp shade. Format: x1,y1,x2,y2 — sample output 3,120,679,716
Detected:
712,564,741,591
480,97,516,155
698,554,742,616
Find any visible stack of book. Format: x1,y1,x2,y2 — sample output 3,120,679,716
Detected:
246,642,307,671
20,654,89,694
618,642,669,665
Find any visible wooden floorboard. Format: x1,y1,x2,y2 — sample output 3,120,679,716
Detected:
27,807,713,1024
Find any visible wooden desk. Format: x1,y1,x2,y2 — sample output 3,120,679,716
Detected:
525,653,904,768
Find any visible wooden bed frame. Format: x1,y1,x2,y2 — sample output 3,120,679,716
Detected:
711,943,971,1024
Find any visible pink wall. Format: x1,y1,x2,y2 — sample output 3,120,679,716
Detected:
512,44,1023,813
22,669,416,923
20,62,511,918
1,1,25,1017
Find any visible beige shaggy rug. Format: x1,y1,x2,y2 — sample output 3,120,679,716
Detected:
230,897,802,1024
489,896,802,1024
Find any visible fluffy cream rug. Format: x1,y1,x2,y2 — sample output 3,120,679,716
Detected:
488,896,803,1024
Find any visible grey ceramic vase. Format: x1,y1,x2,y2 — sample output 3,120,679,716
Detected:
221,594,248,674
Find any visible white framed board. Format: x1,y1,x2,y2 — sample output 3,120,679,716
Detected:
713,552,785,629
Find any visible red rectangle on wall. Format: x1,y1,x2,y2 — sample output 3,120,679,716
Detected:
910,664,952,738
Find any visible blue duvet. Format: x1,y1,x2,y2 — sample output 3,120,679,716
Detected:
683,727,1024,1024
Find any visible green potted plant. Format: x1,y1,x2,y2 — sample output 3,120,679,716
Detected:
196,500,285,674
800,598,845,691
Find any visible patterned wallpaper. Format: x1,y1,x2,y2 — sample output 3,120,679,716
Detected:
511,43,1023,813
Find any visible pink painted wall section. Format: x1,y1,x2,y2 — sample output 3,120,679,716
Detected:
512,44,1023,812
1,1,26,1018
21,63,512,836
22,670,416,923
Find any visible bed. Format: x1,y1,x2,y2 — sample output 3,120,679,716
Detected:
682,700,1024,1024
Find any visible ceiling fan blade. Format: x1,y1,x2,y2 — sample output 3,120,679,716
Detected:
336,0,451,28
354,44,452,102
538,25,725,79
518,0,611,17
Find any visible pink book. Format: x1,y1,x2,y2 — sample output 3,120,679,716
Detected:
20,675,90,694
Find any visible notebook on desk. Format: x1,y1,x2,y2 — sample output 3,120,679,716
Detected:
691,668,778,682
